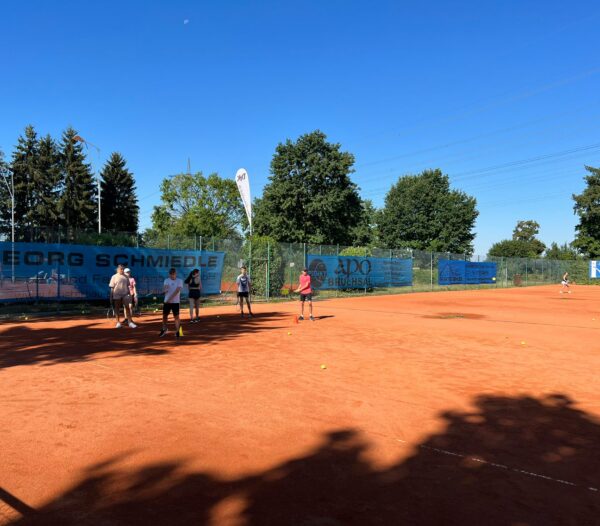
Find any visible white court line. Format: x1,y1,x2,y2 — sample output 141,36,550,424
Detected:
396,439,599,493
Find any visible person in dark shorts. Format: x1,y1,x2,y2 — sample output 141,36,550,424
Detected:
184,268,202,322
109,264,136,328
236,266,253,318
160,268,183,339
295,267,314,321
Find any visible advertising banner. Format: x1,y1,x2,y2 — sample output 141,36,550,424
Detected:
306,255,412,290
0,242,225,301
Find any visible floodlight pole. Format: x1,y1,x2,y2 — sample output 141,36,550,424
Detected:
0,166,15,283
11,171,14,283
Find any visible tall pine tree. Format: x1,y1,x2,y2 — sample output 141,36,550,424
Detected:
58,127,97,231
34,135,62,234
100,152,139,232
10,125,39,240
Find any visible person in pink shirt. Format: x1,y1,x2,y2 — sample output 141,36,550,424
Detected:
295,267,315,321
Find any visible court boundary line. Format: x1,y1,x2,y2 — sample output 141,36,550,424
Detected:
396,439,600,494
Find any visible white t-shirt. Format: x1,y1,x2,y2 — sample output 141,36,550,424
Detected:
163,277,183,303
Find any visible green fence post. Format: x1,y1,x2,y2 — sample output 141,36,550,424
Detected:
249,238,252,282
525,260,528,285
267,241,270,301
430,252,434,291
303,243,306,268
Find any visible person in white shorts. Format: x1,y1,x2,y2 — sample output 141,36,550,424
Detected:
108,264,137,328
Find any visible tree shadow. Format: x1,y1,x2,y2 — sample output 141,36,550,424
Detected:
7,393,600,525
0,312,290,370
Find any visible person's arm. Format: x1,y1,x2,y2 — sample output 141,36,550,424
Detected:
167,286,182,304
132,280,137,298
296,276,307,293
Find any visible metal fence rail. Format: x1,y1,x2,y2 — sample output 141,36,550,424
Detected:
0,228,591,310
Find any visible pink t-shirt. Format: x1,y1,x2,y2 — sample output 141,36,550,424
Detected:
128,277,136,295
299,274,312,294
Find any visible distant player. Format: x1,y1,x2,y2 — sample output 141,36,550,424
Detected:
236,266,253,318
560,272,571,294
160,268,183,339
124,268,138,315
295,267,315,321
184,268,202,323
108,264,137,329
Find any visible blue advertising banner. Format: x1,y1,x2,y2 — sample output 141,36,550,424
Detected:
0,242,225,302
590,261,600,279
438,260,497,285
307,255,412,290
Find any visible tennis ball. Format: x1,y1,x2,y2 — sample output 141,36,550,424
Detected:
520,341,526,345
287,331,292,336
24,317,28,320
321,364,327,369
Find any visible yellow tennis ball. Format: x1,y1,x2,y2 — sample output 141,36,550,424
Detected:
287,331,292,336
520,341,526,345
321,364,327,369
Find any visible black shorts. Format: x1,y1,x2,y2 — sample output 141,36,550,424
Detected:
237,291,249,298
188,289,201,300
163,303,180,316
300,293,312,302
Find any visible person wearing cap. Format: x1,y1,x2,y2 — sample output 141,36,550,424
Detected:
108,264,137,328
124,268,138,315
295,267,315,321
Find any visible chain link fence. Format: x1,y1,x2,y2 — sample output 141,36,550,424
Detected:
0,228,592,314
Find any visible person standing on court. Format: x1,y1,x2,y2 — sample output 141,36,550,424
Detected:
124,268,138,315
108,264,137,329
236,265,253,318
160,268,183,339
184,268,202,323
295,267,315,321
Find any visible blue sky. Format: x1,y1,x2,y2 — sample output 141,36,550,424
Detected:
1,0,599,255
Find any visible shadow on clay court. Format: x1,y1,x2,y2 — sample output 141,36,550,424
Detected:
0,311,290,370
6,393,600,525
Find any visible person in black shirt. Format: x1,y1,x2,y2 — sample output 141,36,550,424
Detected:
185,268,202,322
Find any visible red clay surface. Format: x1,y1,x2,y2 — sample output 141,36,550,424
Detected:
1,285,600,525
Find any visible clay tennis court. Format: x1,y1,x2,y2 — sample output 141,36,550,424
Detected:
1,285,599,525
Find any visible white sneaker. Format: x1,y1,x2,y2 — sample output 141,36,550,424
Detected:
115,322,122,329
129,322,137,328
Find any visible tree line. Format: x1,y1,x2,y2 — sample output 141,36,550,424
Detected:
0,125,138,240
3,127,599,258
